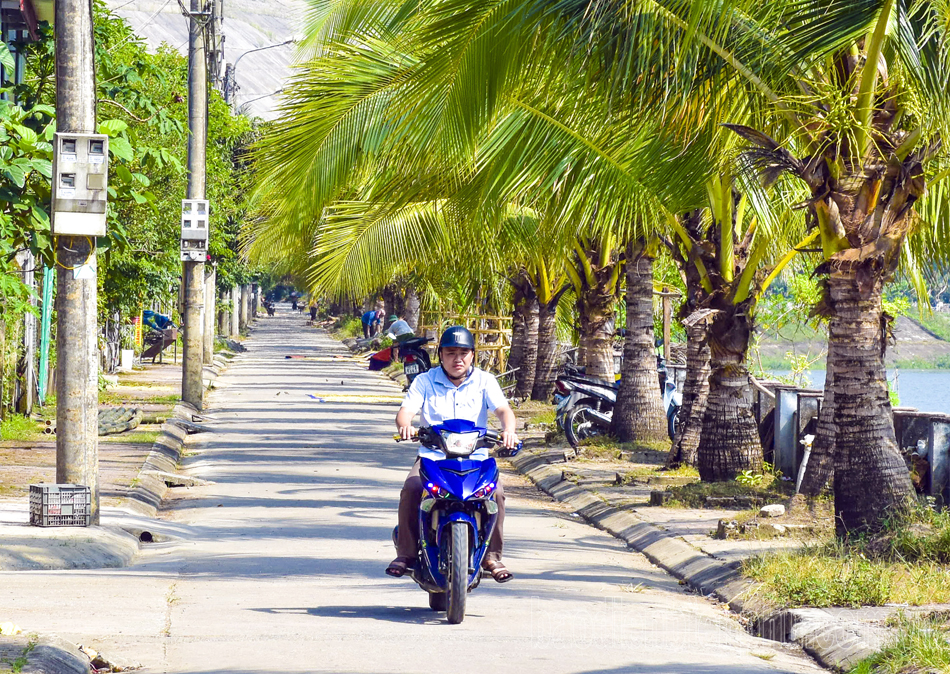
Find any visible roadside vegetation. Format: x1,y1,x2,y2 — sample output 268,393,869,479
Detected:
745,506,950,607
661,471,793,509
850,613,950,674
0,414,43,442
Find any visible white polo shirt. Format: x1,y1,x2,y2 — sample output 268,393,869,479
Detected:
400,366,509,460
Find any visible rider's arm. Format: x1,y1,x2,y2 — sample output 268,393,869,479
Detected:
396,376,425,440
493,404,519,449
396,406,416,440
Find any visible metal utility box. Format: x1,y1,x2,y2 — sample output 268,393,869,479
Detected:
29,484,92,527
180,199,209,261
51,133,109,237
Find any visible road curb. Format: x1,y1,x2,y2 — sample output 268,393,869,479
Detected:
509,450,760,609
508,447,881,671
120,409,191,518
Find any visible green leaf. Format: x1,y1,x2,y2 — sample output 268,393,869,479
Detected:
3,165,26,188
13,125,38,146
108,136,134,161
32,159,52,179
0,43,15,78
98,119,129,137
116,163,134,184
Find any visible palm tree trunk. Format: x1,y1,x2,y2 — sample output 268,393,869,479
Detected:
531,299,558,401
404,287,421,332
576,290,615,383
509,284,527,374
826,273,913,535
612,248,666,443
698,309,763,481
668,322,710,467
798,356,836,496
509,277,538,398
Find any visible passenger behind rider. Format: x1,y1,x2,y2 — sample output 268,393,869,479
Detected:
387,326,519,583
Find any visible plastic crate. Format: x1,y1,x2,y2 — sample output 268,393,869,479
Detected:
29,484,91,527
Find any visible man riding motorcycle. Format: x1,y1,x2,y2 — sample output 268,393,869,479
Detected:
387,325,520,583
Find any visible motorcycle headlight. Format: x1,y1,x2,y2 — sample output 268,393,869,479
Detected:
472,482,496,499
440,430,480,457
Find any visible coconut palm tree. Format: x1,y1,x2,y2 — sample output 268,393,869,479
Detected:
532,0,948,530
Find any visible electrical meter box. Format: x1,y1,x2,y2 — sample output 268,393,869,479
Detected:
181,199,210,262
51,133,109,237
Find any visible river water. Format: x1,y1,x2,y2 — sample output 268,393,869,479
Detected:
769,369,950,416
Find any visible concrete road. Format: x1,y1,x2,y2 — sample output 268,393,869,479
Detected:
0,308,824,674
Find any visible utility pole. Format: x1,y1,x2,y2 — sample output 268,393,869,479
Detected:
15,250,36,415
54,0,100,523
230,285,240,337
181,0,208,410
203,265,216,362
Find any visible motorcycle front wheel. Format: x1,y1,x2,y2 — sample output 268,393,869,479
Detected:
446,521,469,624
566,405,607,449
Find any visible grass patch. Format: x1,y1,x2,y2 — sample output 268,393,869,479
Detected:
744,505,950,607
100,430,161,444
913,313,950,342
99,391,180,405
890,355,950,370
575,437,671,459
528,409,556,426
619,463,699,484
850,613,950,674
0,414,43,441
662,473,792,508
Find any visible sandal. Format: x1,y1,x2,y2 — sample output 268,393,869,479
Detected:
385,557,414,578
483,560,514,583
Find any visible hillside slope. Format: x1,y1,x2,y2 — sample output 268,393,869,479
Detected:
757,316,950,369
104,0,305,120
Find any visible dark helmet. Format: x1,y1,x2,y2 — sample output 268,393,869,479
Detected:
438,325,475,351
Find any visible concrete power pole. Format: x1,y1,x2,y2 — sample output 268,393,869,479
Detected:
54,0,100,523
239,284,249,331
181,0,208,410
203,266,216,362
230,285,240,337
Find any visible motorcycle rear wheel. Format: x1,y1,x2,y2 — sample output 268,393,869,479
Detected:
446,521,469,624
566,405,607,449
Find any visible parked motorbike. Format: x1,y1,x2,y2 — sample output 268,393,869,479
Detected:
556,357,682,448
396,336,433,387
394,419,522,624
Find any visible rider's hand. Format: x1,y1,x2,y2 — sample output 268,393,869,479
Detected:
398,424,415,441
501,429,519,449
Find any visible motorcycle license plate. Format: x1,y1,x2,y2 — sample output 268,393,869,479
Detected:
405,363,421,375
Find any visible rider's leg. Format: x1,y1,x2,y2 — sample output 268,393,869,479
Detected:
394,459,423,561
484,481,506,563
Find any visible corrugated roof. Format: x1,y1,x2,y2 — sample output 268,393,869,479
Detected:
104,0,304,121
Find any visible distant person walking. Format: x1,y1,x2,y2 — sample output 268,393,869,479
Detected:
309,302,318,321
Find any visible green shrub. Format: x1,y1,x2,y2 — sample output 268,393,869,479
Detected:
0,414,41,441
334,316,363,339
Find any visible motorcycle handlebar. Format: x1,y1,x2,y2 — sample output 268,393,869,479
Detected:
393,427,522,452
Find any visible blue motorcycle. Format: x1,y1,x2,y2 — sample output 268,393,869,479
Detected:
394,419,521,624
